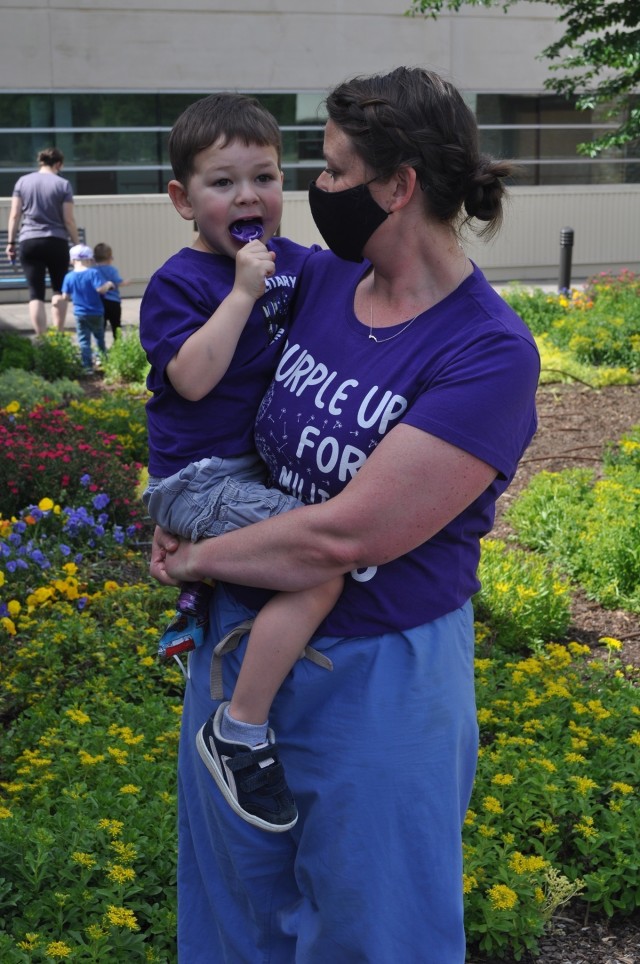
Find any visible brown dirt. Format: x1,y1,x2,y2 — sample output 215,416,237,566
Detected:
471,381,640,964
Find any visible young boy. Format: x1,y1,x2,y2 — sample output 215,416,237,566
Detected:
93,242,131,340
139,93,342,833
61,244,112,372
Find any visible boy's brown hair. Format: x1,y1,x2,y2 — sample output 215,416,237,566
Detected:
93,242,113,262
168,93,282,186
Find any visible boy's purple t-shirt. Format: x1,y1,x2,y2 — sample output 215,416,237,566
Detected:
140,240,316,477
250,253,540,636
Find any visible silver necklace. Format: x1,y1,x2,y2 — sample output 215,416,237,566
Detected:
368,257,470,344
368,304,422,343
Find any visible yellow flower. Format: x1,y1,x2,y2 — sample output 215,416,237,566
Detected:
97,818,124,837
104,905,139,930
119,784,141,795
45,941,73,958
1,616,16,636
611,782,634,795
574,816,598,839
569,775,599,795
66,708,91,725
72,851,98,868
482,795,504,814
509,851,548,874
38,497,54,512
564,752,587,764
0,570,4,587
86,924,106,941
463,873,477,894
17,932,40,950
7,599,20,616
599,636,622,651
106,863,136,884
0,806,13,819
492,773,515,786
533,819,558,837
79,750,105,766
488,883,518,911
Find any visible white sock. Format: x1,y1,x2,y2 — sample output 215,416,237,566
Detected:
220,705,269,747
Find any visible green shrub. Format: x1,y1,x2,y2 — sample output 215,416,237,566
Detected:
0,368,84,410
103,329,150,388
466,639,640,959
68,392,149,465
507,465,640,612
32,330,83,381
501,285,568,337
504,272,640,373
0,332,34,374
474,538,572,653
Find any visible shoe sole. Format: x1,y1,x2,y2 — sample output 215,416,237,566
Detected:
195,725,297,834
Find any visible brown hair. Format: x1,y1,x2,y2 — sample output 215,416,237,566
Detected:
168,93,282,185
93,242,113,262
325,67,518,238
37,147,64,168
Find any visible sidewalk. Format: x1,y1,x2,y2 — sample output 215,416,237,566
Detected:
0,297,142,348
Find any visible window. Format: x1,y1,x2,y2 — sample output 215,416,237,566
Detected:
1,91,636,196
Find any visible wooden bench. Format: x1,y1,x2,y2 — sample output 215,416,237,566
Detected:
0,228,86,290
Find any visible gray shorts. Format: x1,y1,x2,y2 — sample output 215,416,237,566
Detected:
143,452,301,542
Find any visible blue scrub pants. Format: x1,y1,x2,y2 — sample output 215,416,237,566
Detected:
177,585,479,963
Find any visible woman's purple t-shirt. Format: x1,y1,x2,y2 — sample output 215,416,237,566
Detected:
250,253,540,636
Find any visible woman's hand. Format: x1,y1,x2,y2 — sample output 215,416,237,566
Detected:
149,526,182,585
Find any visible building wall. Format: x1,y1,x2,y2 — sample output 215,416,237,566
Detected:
1,187,638,304
0,1,561,94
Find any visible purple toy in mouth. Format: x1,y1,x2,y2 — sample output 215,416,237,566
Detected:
230,220,264,243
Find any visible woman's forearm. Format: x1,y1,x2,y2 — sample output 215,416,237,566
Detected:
151,424,497,592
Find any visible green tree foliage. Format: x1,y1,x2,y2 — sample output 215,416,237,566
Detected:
408,0,640,155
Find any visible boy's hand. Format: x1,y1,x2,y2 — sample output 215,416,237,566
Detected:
233,240,276,301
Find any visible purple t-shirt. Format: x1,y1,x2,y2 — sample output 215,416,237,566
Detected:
12,171,74,242
140,240,317,477
249,253,540,636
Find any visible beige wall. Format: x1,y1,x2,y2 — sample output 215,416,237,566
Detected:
1,186,639,304
0,1,561,94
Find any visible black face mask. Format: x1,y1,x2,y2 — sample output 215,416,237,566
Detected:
308,179,389,262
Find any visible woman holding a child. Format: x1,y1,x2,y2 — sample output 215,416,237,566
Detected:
151,66,539,963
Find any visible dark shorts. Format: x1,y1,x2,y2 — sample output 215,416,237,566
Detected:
19,236,70,300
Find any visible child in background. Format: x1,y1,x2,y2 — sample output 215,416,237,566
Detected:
93,242,131,340
140,93,341,833
61,243,112,372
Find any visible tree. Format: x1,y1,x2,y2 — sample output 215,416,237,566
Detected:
408,0,640,156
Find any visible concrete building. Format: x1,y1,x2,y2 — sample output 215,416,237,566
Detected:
1,0,638,289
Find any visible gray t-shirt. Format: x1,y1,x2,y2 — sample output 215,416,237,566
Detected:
12,171,74,242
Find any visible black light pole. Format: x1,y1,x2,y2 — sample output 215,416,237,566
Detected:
558,227,574,292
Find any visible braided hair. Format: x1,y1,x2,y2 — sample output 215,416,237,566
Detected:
325,66,517,238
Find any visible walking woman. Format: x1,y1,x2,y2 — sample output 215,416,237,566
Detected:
5,147,79,335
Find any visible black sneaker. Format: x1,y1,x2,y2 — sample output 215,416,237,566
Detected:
196,702,298,833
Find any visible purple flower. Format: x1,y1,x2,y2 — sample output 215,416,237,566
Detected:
59,544,71,556
77,597,88,611
93,493,110,511
80,474,92,488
